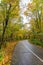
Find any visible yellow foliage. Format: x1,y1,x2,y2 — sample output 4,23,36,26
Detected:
0,42,17,65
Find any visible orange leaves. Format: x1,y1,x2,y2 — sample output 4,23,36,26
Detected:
0,42,17,65
28,3,33,9
27,2,36,12
2,55,9,65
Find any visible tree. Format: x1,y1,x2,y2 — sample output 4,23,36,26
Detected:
24,0,43,43
0,0,20,48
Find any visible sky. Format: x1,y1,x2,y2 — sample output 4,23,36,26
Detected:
20,0,32,24
0,0,1,3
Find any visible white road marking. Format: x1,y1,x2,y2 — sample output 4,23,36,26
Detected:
23,43,43,63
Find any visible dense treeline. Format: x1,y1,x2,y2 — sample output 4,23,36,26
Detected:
0,0,22,48
24,0,43,46
0,0,43,48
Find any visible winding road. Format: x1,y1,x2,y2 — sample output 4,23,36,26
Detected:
11,40,43,65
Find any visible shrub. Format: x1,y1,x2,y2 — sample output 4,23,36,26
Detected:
30,39,43,46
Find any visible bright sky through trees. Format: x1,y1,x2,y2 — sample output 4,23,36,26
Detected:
0,0,1,3
20,0,32,28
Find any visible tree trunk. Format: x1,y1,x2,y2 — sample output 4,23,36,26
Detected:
0,4,11,49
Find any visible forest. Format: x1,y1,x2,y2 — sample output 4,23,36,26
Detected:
0,0,43,65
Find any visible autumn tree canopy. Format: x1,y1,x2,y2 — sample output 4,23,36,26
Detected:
24,0,43,45
0,0,20,47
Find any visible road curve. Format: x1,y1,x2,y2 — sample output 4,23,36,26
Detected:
11,40,43,65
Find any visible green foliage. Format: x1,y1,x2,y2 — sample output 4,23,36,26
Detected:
24,0,43,46
0,50,4,61
30,39,43,46
0,0,20,48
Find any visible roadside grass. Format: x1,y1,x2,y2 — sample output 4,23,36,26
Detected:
0,41,17,65
28,39,43,47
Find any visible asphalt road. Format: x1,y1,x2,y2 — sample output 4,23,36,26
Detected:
11,40,43,65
